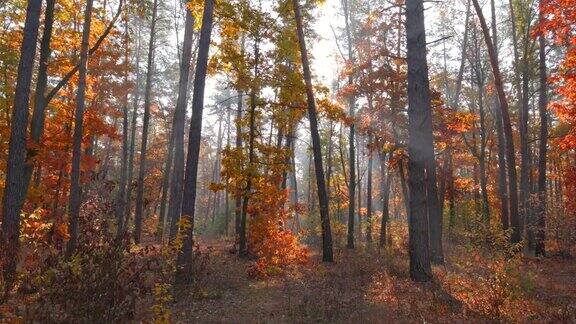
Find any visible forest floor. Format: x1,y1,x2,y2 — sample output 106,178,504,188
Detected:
135,232,576,323
3,223,575,323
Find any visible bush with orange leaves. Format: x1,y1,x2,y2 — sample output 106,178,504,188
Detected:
247,178,309,278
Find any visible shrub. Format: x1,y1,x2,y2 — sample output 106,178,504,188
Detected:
24,236,164,322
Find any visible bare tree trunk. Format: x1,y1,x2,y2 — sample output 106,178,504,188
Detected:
293,0,334,262
123,21,142,233
211,115,224,224
508,0,534,240
235,91,243,238
447,154,456,231
398,160,410,217
22,0,55,195
472,0,521,243
478,99,490,222
66,0,94,257
224,104,231,235
489,0,509,230
134,0,158,244
307,150,312,215
290,139,300,231
379,152,392,247
535,10,548,256
325,122,334,201
175,0,215,285
168,7,195,241
157,128,175,239
343,0,356,249
469,27,491,222
406,0,434,281
440,0,469,221
116,13,130,233
520,56,532,245
357,136,362,240
426,154,443,264
1,0,42,294
366,135,373,244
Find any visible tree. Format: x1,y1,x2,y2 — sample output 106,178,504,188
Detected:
123,19,142,233
168,5,196,241
379,152,392,247
471,0,521,243
157,125,175,238
292,0,334,262
235,91,243,238
1,0,42,294
534,0,576,255
534,11,548,256
175,0,215,285
26,0,55,189
405,0,434,281
134,0,159,244
489,0,510,231
239,31,261,257
366,134,373,244
66,0,95,256
116,7,131,234
342,0,356,250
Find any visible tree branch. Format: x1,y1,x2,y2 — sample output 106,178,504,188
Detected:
44,0,124,105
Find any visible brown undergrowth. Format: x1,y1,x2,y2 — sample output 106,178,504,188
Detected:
156,222,576,323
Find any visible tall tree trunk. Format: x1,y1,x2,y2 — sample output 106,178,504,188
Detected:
235,91,243,238
472,0,521,243
211,115,224,224
134,0,158,244
406,0,434,281
175,0,215,285
520,55,532,244
224,104,231,235
157,128,175,239
23,0,55,193
440,0,469,220
398,160,410,217
116,12,130,234
509,0,532,240
447,154,457,231
379,152,392,247
123,21,142,233
476,76,490,222
1,0,42,294
239,36,260,257
343,0,356,249
535,11,548,256
168,7,195,241
293,0,334,262
470,28,491,223
490,0,509,230
366,135,373,244
325,122,334,200
307,149,313,215
426,155,443,263
478,103,490,222
290,138,300,231
356,136,362,240
66,0,94,257
494,104,509,229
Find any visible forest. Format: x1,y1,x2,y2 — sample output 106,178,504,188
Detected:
0,0,575,321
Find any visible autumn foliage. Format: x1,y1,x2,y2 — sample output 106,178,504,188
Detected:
2,0,576,321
